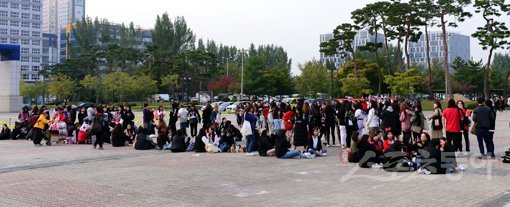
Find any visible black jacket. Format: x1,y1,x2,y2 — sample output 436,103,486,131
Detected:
170,134,187,152
202,108,212,125
275,136,291,158
307,137,322,152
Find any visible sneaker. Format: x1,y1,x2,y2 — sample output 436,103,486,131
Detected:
423,169,432,175
456,165,466,171
416,168,423,174
245,152,257,156
371,163,383,168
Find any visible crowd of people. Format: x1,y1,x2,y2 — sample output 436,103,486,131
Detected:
1,96,501,174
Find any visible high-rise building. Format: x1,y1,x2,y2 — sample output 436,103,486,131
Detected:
320,30,384,69
42,33,58,67
408,31,470,72
0,0,43,82
42,0,84,35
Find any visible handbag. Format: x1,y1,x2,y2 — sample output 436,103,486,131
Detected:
241,114,253,137
411,125,422,133
470,123,477,135
431,109,443,130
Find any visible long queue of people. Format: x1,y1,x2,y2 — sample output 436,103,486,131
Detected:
1,97,499,174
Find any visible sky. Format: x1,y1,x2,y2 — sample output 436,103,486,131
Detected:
86,0,510,75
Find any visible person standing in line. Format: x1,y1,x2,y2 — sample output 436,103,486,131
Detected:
188,104,201,138
169,102,179,134
243,104,258,156
354,101,365,138
457,100,471,156
202,103,212,129
473,99,496,159
142,103,154,130
178,104,189,136
429,100,444,140
366,100,380,139
442,99,464,154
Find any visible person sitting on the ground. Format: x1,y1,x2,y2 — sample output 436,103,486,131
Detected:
219,121,236,152
306,127,323,157
370,131,384,164
275,130,302,159
382,141,412,172
156,122,170,150
348,132,360,163
194,128,208,153
357,134,375,168
414,132,431,154
257,129,275,156
421,139,445,174
170,129,187,153
383,132,395,153
134,126,156,150
0,124,11,140
124,124,135,144
439,138,457,169
111,124,129,147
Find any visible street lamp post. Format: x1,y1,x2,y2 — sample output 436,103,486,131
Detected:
241,49,245,101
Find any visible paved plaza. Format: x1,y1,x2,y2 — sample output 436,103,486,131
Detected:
0,112,510,207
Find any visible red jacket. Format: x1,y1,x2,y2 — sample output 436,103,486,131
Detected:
282,111,294,131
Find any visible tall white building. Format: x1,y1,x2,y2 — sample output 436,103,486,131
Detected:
42,0,84,35
408,31,470,72
0,0,43,82
320,30,385,69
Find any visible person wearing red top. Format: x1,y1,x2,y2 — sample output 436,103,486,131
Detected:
457,100,471,155
383,132,395,152
442,99,464,153
282,105,295,141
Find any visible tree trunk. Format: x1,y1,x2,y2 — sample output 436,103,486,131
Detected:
397,39,403,73
405,24,411,71
440,15,452,99
374,27,382,95
425,24,432,99
485,47,495,100
382,23,391,75
504,71,510,100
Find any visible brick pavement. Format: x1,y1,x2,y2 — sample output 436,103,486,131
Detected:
0,112,510,206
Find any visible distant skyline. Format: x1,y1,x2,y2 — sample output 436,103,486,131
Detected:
86,0,510,75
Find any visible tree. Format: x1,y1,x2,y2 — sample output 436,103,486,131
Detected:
352,3,385,94
207,75,239,94
102,72,135,102
47,74,76,102
384,69,422,97
152,13,195,53
435,0,472,98
492,53,510,98
417,0,439,97
161,74,181,100
472,0,510,99
320,23,361,75
295,60,329,98
341,74,372,97
80,75,103,103
451,57,484,95
20,81,46,105
133,74,158,101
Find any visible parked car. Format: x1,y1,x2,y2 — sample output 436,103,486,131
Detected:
226,102,240,112
219,102,233,111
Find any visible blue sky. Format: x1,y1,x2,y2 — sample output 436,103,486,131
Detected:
87,0,509,75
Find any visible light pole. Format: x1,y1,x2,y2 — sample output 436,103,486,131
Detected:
222,57,231,76
241,49,245,100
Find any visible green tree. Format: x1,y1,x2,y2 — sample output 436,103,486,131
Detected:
133,74,158,101
152,13,195,53
341,74,372,97
47,75,76,102
320,23,361,75
435,0,472,98
492,53,510,98
472,0,510,99
417,0,439,97
295,60,329,98
451,57,484,94
80,75,103,103
384,69,422,97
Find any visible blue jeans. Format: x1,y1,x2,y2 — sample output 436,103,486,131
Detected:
476,128,494,156
246,135,256,153
219,142,232,152
281,150,302,159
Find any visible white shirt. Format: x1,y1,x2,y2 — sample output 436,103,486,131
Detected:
178,108,188,123
312,136,319,149
355,109,364,129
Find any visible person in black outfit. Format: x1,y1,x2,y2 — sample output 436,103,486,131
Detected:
380,101,399,138
357,134,375,168
293,109,308,150
134,126,156,150
193,128,208,153
170,129,187,152
257,129,275,156
383,141,412,172
169,102,179,134
202,103,212,129
111,124,128,147
121,107,135,130
0,124,11,140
